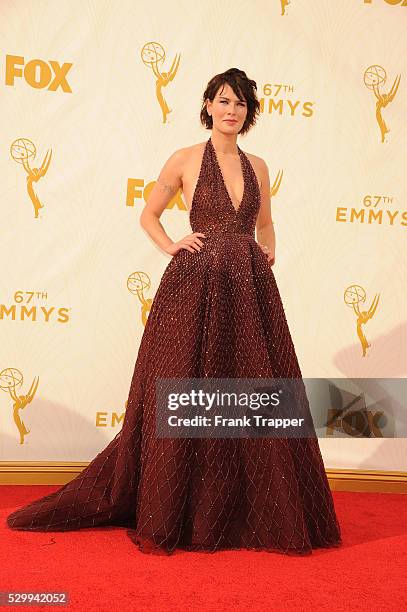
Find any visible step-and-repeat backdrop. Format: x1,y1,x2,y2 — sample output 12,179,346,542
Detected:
1,0,406,471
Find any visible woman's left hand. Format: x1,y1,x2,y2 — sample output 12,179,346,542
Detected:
259,244,275,266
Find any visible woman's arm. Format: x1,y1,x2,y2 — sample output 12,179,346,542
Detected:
255,159,275,266
139,150,184,253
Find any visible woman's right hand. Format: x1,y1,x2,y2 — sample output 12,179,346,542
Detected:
164,232,207,256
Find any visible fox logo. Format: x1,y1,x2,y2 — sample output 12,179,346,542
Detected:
5,54,73,92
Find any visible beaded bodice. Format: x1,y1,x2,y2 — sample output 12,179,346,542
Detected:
189,137,261,238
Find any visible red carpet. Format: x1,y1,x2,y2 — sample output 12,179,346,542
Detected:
1,486,406,611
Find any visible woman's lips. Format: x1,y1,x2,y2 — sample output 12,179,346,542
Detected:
224,120,237,123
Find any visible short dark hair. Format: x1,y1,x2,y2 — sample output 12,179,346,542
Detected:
200,68,260,136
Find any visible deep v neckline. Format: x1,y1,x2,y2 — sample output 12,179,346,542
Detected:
209,137,246,215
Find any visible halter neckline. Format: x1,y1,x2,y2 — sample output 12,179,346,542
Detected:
208,137,246,215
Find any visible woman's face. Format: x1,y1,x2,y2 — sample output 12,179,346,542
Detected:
206,83,248,134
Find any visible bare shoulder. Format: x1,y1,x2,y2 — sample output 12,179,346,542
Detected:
163,141,206,169
154,141,207,207
240,149,268,188
157,143,200,178
171,140,208,181
178,140,207,158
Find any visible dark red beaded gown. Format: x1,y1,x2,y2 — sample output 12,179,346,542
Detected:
7,136,342,555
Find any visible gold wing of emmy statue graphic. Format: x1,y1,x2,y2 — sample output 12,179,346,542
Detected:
363,65,401,143
127,271,153,327
10,138,52,218
280,0,291,15
0,368,39,444
269,169,283,224
141,42,180,124
270,169,283,197
344,285,380,357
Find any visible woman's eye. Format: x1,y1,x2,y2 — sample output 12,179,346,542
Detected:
219,100,245,106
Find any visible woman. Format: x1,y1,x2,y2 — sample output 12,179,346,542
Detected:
7,68,342,556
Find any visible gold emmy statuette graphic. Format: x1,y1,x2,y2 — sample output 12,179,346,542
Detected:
280,0,291,15
344,285,380,357
127,271,153,327
141,42,180,124
0,367,39,444
10,138,52,218
363,65,401,143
